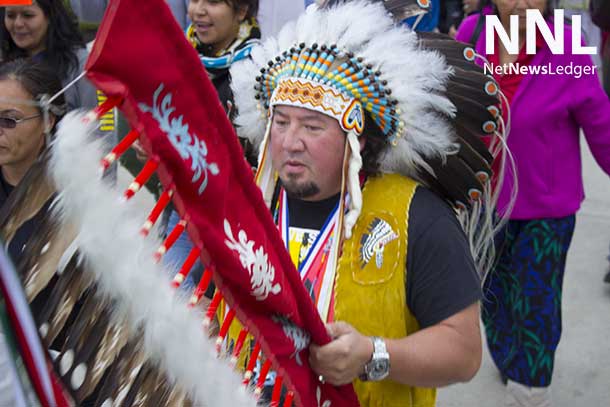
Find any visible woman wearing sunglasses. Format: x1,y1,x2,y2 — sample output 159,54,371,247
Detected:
0,59,66,406
0,59,65,258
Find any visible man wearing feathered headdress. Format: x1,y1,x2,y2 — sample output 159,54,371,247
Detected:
230,0,508,404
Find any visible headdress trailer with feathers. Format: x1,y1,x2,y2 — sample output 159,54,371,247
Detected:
231,0,511,277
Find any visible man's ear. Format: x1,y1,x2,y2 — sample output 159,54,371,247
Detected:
359,134,366,152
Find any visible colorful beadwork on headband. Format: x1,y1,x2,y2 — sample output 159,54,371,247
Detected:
254,43,406,143
270,78,365,134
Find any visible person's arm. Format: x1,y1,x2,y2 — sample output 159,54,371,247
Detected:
569,54,610,176
310,191,483,387
308,303,481,387
385,302,481,386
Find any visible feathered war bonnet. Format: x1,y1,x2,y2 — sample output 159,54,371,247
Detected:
230,0,509,276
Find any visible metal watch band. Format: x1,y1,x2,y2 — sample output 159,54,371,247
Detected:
359,336,390,381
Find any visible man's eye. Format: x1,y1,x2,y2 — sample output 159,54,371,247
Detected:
275,120,288,126
305,125,321,131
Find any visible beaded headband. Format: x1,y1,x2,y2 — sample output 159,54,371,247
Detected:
270,77,365,134
255,42,405,143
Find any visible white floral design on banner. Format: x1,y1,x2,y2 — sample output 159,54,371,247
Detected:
224,220,281,301
272,315,310,366
139,84,219,195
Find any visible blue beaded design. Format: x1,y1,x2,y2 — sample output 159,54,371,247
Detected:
199,41,257,70
254,43,405,142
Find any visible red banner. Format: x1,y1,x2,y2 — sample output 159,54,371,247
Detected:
0,1,33,5
86,0,359,405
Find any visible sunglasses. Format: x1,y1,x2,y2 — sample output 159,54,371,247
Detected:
0,114,41,129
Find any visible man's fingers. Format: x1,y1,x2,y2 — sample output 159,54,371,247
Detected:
326,321,353,338
310,325,370,386
311,338,341,361
309,344,324,368
310,337,353,375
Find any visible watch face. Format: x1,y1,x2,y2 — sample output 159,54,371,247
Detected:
369,359,390,380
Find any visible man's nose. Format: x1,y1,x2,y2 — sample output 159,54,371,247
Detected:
281,126,305,152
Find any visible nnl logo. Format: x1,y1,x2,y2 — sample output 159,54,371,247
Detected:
486,9,596,55
0,1,33,4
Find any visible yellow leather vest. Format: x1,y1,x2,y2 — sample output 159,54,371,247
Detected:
334,173,436,407
224,174,435,406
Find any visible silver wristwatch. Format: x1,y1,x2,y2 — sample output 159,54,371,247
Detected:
360,336,390,381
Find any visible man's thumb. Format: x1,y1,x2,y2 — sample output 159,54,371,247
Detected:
326,321,353,338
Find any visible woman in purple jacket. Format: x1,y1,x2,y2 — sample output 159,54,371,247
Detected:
456,0,610,405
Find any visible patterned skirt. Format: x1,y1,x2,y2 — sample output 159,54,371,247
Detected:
482,215,576,387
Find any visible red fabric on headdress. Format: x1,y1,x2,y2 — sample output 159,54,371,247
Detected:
86,0,359,405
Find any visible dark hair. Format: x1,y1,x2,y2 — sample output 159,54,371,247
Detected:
360,112,387,177
225,0,259,20
493,0,554,20
476,0,491,12
1,0,85,82
0,58,66,132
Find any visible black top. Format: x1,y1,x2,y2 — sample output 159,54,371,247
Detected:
405,186,481,327
0,169,14,202
286,185,482,329
287,192,341,230
0,170,52,266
